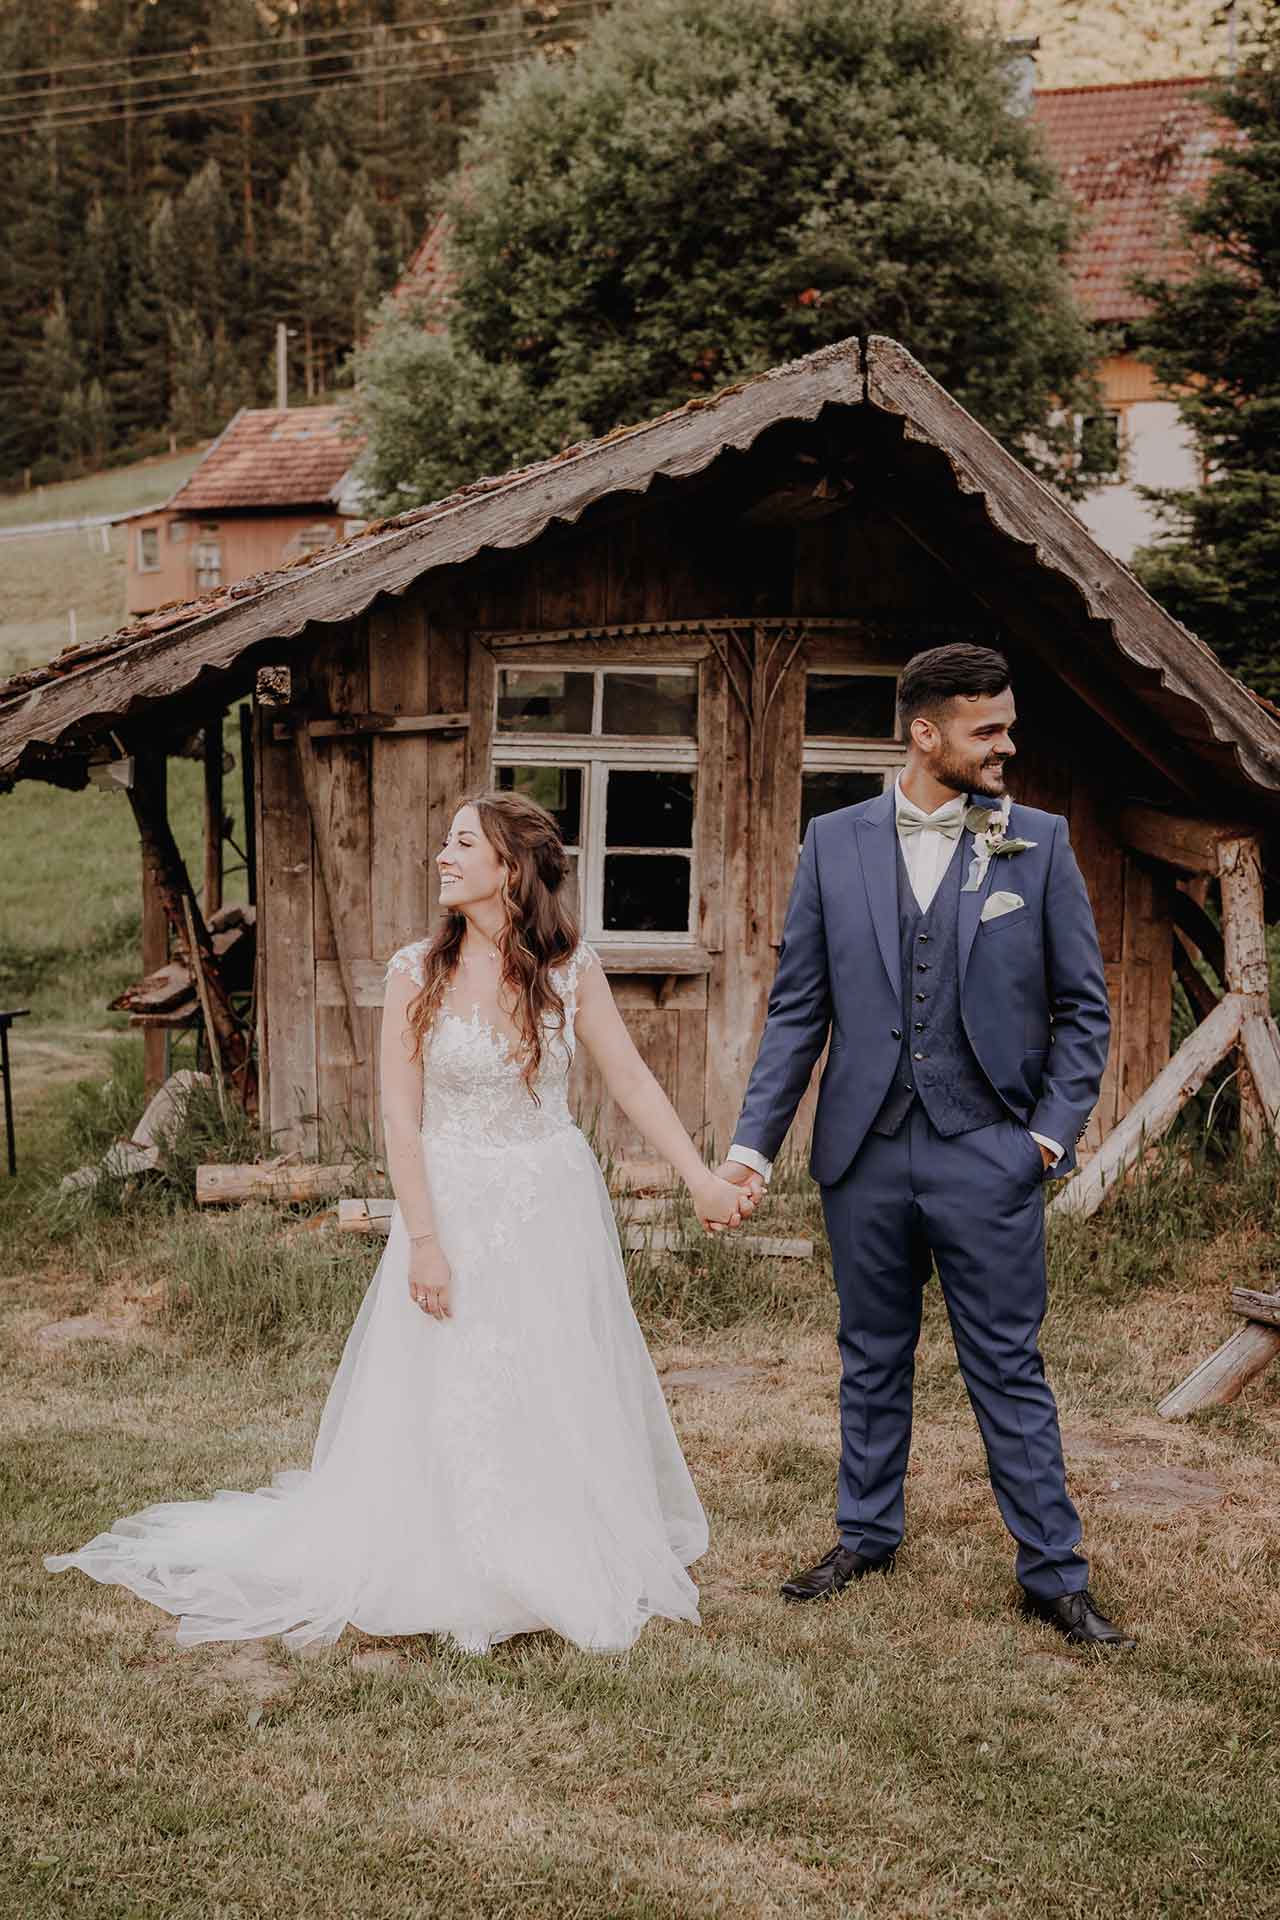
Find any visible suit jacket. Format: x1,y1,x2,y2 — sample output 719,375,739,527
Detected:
732,789,1111,1187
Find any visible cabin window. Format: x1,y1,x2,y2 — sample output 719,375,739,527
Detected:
493,666,699,943
801,667,902,833
137,526,160,571
804,670,898,740
168,521,187,543
193,525,223,589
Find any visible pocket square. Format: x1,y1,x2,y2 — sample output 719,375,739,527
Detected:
981,890,1024,923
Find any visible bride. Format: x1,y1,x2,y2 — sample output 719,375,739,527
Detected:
45,791,752,1655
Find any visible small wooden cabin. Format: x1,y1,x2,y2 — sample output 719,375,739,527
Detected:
4,335,1280,1189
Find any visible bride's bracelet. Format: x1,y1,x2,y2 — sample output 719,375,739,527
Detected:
409,1230,438,1243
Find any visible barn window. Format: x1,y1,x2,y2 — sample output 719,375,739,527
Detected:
493,666,698,944
801,666,903,833
137,526,160,571
193,525,222,589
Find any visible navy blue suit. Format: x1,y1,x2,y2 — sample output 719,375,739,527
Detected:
732,789,1111,1595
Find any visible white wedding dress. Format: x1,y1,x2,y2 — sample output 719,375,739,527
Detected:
45,939,708,1653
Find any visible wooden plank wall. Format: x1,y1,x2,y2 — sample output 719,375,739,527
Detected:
256,477,1178,1172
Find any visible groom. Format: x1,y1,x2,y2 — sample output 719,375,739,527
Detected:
719,645,1133,1648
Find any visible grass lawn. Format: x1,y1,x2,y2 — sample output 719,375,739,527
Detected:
4,1041,1280,1916
0,446,206,681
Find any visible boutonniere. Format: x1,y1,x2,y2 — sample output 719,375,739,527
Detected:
961,797,1037,893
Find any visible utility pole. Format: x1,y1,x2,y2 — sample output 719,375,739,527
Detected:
275,322,288,409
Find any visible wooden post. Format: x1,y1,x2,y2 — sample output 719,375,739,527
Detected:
136,749,170,1096
203,714,224,918
1048,992,1244,1221
292,724,365,1063
128,768,252,1105
1217,833,1273,1161
239,702,257,906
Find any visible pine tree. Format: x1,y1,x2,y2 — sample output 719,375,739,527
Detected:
1132,25,1280,696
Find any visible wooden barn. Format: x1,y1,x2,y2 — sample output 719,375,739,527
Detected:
4,335,1280,1223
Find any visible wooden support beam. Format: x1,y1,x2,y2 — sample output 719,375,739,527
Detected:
1173,928,1220,1025
1217,833,1271,1159
1241,1010,1280,1138
1049,993,1244,1221
1157,1321,1280,1420
1118,805,1248,875
135,748,170,1096
203,715,223,917
238,702,257,907
292,726,365,1065
1172,887,1225,986
128,755,251,1104
272,712,469,742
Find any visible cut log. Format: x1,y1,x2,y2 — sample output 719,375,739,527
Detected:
1231,1287,1280,1327
1157,1322,1280,1420
334,1196,813,1258
1049,993,1244,1221
198,1162,359,1205
622,1225,813,1258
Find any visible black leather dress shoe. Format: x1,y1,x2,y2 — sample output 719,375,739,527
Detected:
780,1543,895,1603
1021,1586,1136,1649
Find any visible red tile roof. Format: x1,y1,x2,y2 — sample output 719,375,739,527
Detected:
1032,77,1234,324
392,209,455,332
165,405,363,512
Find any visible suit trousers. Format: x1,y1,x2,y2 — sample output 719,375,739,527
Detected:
820,1102,1088,1599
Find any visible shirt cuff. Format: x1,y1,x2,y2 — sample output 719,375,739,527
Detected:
1029,1130,1064,1168
727,1144,773,1184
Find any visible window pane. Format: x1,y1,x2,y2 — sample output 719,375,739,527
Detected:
801,769,886,835
603,855,690,932
605,770,694,848
805,673,898,740
494,765,583,846
497,669,594,734
601,672,697,737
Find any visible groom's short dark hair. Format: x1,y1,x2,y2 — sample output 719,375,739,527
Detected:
897,644,1011,731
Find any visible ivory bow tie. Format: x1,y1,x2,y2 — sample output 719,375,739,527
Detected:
898,812,964,841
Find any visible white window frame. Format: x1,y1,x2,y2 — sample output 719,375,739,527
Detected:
492,665,699,948
136,526,161,572
802,665,905,828
193,523,223,590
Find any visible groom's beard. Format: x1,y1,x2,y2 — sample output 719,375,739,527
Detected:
930,747,1010,798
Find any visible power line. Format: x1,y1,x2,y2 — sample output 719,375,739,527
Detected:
0,3,591,88
0,41,585,139
0,7,599,127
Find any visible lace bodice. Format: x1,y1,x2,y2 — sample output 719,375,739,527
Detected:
384,940,597,1152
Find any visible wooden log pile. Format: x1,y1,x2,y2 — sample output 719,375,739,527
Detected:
109,904,256,1029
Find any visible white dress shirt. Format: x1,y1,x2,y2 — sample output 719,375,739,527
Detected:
728,777,1063,1182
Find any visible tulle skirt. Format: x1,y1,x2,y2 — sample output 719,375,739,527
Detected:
44,1125,708,1654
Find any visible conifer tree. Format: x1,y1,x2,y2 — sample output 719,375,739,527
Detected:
1132,24,1280,696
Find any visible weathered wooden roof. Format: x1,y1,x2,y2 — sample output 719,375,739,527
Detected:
2,333,1277,812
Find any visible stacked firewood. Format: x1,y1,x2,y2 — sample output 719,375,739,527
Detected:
109,904,256,1028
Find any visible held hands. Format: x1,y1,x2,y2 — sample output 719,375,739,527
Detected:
691,1159,767,1234
408,1238,452,1320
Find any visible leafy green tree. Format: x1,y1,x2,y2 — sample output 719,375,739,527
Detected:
1131,27,1280,696
351,315,549,510
358,0,1101,510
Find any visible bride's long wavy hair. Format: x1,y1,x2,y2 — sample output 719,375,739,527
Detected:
403,789,580,1100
